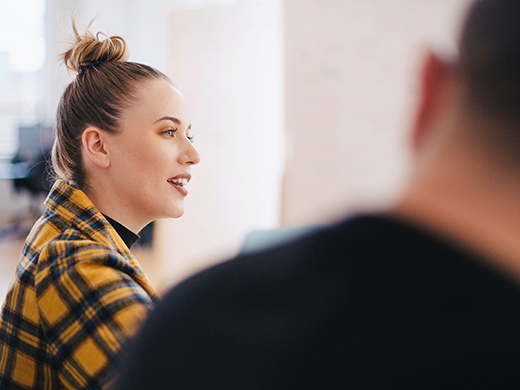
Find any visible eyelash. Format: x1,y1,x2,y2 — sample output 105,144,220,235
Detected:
163,128,177,137
163,129,195,143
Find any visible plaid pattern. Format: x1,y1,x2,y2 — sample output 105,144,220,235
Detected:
0,180,157,389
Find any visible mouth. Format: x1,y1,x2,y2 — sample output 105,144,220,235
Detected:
167,177,188,188
167,174,191,196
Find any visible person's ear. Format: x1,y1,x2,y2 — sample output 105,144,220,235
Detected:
411,49,455,153
82,127,110,168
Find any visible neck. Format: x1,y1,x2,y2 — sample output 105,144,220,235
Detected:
83,184,147,234
390,138,520,280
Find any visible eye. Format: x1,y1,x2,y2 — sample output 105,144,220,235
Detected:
162,128,177,137
187,134,195,143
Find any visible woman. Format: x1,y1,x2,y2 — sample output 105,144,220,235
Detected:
0,20,200,390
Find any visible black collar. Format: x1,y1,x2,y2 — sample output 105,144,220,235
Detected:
103,214,140,249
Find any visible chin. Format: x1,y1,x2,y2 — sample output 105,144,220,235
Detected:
155,211,184,220
152,203,184,220
167,206,185,219
172,211,184,219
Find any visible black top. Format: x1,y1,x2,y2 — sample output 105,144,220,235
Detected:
103,214,140,249
117,215,520,389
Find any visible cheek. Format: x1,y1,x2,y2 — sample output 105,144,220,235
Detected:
113,133,179,182
124,134,156,161
113,139,156,178
129,143,174,180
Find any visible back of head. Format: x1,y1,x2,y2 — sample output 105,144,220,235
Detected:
52,18,171,189
459,0,520,122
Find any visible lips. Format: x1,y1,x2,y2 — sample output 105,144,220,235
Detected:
167,173,191,196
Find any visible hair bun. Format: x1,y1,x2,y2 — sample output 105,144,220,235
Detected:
61,18,129,73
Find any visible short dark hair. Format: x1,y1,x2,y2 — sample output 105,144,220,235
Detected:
458,0,520,120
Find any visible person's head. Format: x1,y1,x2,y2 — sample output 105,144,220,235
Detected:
53,19,200,231
412,0,520,162
458,0,520,122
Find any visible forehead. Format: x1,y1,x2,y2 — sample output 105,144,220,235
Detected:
123,78,187,125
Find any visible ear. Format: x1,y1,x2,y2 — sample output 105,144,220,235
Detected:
411,50,454,152
82,127,111,168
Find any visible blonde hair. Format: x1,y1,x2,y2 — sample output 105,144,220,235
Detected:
60,18,129,72
52,17,171,189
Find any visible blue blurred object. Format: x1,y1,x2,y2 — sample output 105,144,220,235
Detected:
240,224,328,254
0,162,29,179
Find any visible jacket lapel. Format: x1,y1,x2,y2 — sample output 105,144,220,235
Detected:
44,180,157,298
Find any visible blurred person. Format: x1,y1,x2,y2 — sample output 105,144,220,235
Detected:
0,18,200,390
116,0,520,388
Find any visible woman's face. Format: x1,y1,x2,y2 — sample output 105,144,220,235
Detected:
107,78,200,225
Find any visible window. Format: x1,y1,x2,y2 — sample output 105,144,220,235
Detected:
0,0,46,159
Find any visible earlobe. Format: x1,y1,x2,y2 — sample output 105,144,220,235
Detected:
82,127,110,168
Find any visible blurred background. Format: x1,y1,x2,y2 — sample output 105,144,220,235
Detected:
0,0,471,295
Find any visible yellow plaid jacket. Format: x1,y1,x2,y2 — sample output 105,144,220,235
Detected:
0,180,157,389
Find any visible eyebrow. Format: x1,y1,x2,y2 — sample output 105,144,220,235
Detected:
154,116,181,124
154,116,192,130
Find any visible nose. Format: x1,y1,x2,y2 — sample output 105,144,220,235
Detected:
179,137,201,166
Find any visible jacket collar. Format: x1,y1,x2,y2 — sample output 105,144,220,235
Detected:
44,180,156,297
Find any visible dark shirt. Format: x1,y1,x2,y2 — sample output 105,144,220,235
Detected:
103,214,140,249
117,215,520,389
